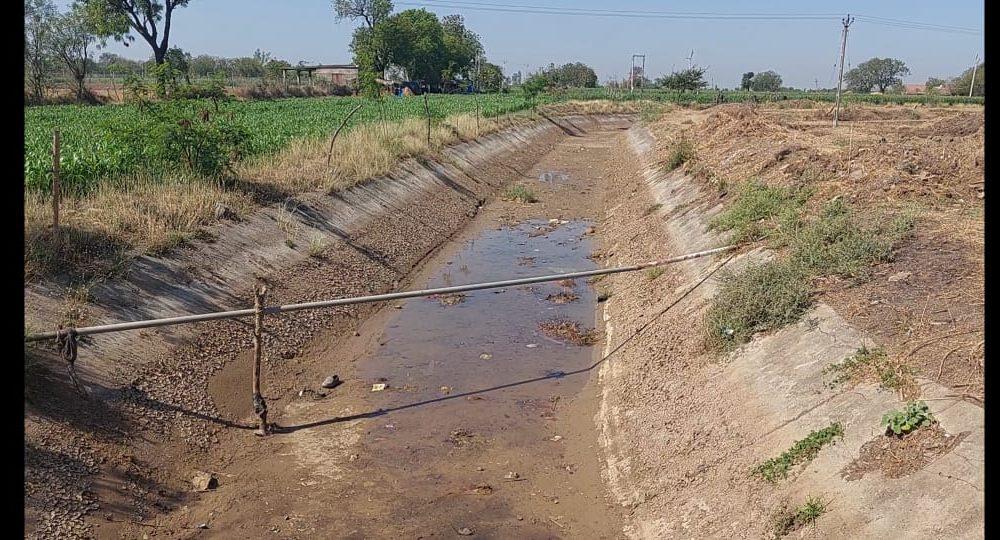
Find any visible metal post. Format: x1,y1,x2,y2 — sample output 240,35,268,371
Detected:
252,282,269,436
423,93,431,145
833,14,854,127
51,129,61,233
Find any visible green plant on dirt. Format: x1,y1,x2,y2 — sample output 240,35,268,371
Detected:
704,259,811,351
643,203,663,216
823,345,913,390
646,267,665,280
709,181,810,244
503,184,537,203
752,423,844,483
784,198,914,280
638,102,664,123
771,496,828,538
882,401,935,436
664,139,695,171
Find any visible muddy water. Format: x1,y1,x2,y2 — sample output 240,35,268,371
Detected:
334,219,619,538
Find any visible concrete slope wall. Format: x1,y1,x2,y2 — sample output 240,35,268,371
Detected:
596,126,983,538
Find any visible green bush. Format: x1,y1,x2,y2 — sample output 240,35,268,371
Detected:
710,181,809,244
704,259,812,351
665,139,695,171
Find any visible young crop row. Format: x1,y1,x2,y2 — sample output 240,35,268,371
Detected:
24,93,537,195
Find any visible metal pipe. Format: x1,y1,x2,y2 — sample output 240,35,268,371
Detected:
24,245,735,342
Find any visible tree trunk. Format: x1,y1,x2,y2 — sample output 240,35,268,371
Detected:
76,74,85,102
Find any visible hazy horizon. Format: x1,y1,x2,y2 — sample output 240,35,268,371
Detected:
56,0,983,89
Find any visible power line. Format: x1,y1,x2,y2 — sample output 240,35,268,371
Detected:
399,0,983,34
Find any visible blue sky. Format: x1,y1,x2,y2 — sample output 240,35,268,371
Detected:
66,0,983,88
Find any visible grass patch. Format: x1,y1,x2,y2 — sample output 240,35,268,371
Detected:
823,345,913,390
785,198,914,280
642,203,663,216
704,259,812,351
646,267,665,280
709,180,810,244
751,423,844,483
771,496,827,538
704,193,915,351
503,184,538,203
307,235,327,258
664,139,695,171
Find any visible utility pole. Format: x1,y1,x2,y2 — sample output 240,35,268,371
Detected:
833,14,854,128
968,54,980,97
631,54,645,93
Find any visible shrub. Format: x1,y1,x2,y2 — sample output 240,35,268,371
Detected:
503,184,537,203
752,423,844,482
710,181,809,244
704,259,812,351
665,139,695,171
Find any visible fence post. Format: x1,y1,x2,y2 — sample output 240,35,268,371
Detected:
423,93,431,145
51,129,61,234
252,281,269,436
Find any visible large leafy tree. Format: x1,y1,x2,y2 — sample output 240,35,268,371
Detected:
474,59,503,91
740,71,754,91
25,0,58,103
337,0,393,76
49,5,96,101
845,57,910,93
77,0,192,64
533,62,598,88
441,14,482,81
750,70,782,91
378,9,447,84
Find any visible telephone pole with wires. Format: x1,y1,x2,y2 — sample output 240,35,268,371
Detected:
968,54,980,97
833,14,854,127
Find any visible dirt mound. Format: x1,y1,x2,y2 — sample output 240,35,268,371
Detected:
904,111,985,138
842,425,968,480
696,104,790,141
807,104,922,122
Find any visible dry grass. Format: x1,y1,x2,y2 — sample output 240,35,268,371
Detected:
25,101,633,283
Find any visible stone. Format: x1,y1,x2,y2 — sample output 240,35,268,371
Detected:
191,471,218,492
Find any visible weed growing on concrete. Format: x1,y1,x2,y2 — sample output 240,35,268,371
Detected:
771,496,827,538
704,260,811,351
646,267,665,280
752,423,844,482
665,139,695,171
823,345,913,391
503,184,538,203
882,401,935,436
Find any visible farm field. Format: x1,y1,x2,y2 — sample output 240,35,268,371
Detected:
25,89,983,195
24,93,536,195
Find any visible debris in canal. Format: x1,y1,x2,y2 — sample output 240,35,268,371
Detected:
539,319,599,346
371,383,387,392
321,375,342,389
557,279,576,288
517,256,536,266
426,293,466,306
546,292,579,304
465,484,494,495
479,353,492,360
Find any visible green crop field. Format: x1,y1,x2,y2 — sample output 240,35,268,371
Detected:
24,89,982,196
23,93,536,195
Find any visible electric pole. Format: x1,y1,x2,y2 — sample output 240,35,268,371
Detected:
969,54,980,97
833,14,854,128
630,54,645,93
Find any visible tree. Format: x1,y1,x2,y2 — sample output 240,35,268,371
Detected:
49,6,96,101
78,0,193,64
333,0,392,29
951,63,984,97
190,54,224,77
230,56,265,78
441,14,482,81
845,57,910,93
164,46,190,83
25,0,57,103
750,70,782,92
656,67,707,92
378,9,446,84
740,71,754,91
337,0,393,76
475,60,503,92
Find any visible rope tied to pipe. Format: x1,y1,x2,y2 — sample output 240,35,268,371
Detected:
55,326,87,397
